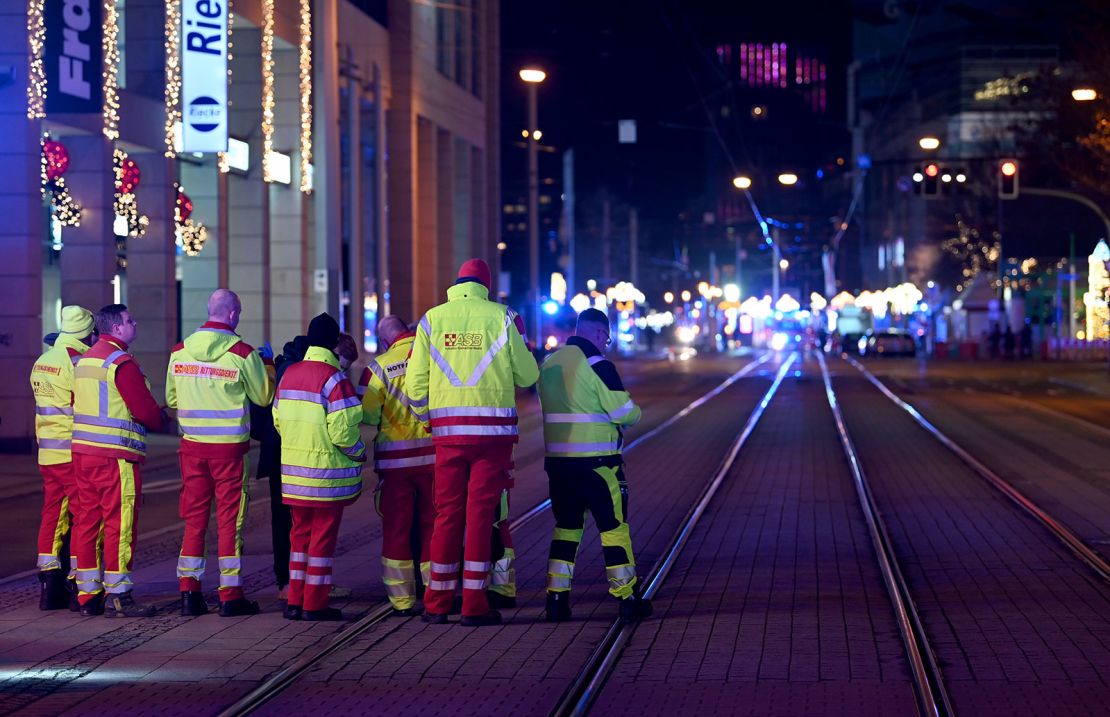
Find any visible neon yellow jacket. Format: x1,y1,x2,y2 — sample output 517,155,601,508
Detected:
166,322,273,458
30,334,90,465
538,337,641,458
407,282,539,444
360,334,436,471
273,346,366,506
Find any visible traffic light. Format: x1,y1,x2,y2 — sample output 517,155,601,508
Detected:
922,162,940,198
999,160,1019,199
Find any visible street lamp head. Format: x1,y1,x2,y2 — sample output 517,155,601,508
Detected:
779,259,790,271
1000,160,1017,177
532,130,543,141
732,175,752,190
519,68,547,83
1072,87,1097,102
777,173,798,186
918,136,941,150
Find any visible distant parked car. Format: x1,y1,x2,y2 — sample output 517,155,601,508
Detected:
858,329,917,357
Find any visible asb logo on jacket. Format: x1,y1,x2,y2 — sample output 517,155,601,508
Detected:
444,333,483,350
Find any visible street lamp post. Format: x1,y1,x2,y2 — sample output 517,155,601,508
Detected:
520,68,546,343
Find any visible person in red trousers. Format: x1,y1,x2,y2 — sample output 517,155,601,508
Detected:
71,304,166,617
167,289,274,617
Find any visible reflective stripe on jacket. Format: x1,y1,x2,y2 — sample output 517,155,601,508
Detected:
406,282,539,445
72,339,151,461
30,334,89,465
360,334,435,471
273,346,365,506
538,339,641,458
166,322,274,458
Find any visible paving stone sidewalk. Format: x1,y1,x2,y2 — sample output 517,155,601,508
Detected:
0,356,748,716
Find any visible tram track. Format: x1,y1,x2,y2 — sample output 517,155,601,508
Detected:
217,352,776,717
549,353,797,717
844,355,1110,583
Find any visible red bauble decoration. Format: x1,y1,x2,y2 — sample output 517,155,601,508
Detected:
176,189,193,222
117,156,141,194
42,139,69,181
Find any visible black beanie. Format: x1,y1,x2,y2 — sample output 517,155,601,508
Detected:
307,313,340,350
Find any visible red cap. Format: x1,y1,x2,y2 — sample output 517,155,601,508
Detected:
457,258,492,290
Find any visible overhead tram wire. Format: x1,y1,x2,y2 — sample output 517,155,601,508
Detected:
844,356,1110,584
551,353,798,717
217,353,775,717
817,352,953,717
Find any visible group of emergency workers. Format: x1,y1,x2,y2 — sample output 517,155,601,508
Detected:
29,258,651,625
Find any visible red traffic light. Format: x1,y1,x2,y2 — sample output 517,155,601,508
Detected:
924,163,939,178
1000,160,1017,177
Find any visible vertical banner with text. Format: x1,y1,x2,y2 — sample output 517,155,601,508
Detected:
181,0,229,153
45,0,103,113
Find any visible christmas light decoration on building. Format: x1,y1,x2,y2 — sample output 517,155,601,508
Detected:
163,0,182,157
218,0,235,173
260,0,276,182
41,134,81,227
298,0,313,193
27,0,46,118
175,185,208,255
1084,240,1110,342
102,0,122,139
113,149,149,238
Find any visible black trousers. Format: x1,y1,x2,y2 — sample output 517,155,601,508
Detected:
545,456,637,599
267,470,292,589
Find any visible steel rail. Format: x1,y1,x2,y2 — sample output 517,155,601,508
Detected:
818,353,953,717
551,353,797,717
218,352,774,717
845,355,1110,583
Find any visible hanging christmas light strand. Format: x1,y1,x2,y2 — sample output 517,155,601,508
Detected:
260,0,276,182
163,0,182,157
218,0,235,173
102,0,121,139
298,0,313,192
27,0,47,119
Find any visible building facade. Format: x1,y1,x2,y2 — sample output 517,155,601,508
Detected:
0,0,500,450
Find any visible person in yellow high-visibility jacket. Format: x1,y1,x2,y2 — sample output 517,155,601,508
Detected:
29,305,96,611
360,315,437,615
166,289,274,618
273,313,366,621
539,308,651,624
407,259,539,626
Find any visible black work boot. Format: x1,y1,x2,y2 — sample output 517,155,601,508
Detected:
486,590,517,609
421,611,448,624
545,591,571,623
79,592,105,617
180,591,209,616
460,610,502,627
68,579,80,612
617,591,653,624
104,591,156,618
303,607,344,621
39,570,70,611
219,597,260,617
282,604,303,620
391,606,421,617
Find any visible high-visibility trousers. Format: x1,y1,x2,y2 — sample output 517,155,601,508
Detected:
488,489,515,598
424,442,513,617
73,454,142,603
36,462,77,578
288,505,344,611
376,468,435,610
176,453,251,602
546,459,637,599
